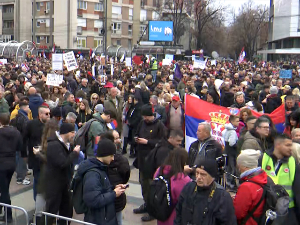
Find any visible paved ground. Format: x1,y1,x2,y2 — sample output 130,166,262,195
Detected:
0,154,157,225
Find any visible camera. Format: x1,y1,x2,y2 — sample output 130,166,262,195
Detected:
216,154,227,174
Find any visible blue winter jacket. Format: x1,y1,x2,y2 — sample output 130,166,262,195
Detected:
29,94,44,118
77,158,117,225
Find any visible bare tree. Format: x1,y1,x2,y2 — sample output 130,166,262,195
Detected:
193,0,226,49
228,0,269,60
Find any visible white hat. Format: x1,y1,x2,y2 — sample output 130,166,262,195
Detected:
237,150,261,168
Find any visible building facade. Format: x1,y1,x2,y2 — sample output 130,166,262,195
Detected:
0,0,32,43
259,0,300,60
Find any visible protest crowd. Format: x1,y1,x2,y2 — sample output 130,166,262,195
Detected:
1,53,300,225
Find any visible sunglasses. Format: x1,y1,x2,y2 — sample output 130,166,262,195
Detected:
92,98,98,100
44,113,50,116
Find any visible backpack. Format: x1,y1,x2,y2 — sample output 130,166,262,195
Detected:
241,177,289,225
70,168,104,214
143,142,161,179
147,166,174,221
74,118,97,151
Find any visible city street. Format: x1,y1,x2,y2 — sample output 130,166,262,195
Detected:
2,156,156,225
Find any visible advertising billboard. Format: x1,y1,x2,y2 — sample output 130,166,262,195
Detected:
148,21,173,42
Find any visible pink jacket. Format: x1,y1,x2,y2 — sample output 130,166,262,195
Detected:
154,166,191,225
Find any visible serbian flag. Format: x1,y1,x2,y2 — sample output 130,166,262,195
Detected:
21,63,29,72
52,43,56,53
107,120,118,130
238,47,246,64
185,95,285,150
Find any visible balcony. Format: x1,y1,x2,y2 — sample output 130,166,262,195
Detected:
2,28,14,35
2,12,14,20
77,26,82,35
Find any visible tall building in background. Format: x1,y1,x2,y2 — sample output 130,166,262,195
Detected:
259,0,300,60
0,0,32,42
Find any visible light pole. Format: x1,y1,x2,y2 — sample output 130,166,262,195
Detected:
104,0,108,65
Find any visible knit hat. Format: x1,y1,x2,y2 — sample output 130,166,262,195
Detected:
95,104,104,114
59,122,75,135
141,104,154,116
97,139,116,157
270,86,278,95
237,150,261,168
196,159,218,178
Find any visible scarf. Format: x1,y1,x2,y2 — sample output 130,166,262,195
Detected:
240,167,262,179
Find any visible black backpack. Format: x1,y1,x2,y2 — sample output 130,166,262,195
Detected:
147,166,174,221
74,118,97,151
70,168,104,214
241,177,289,225
143,142,161,179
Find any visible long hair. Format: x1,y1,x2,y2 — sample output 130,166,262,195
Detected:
161,147,188,179
239,108,253,122
77,99,92,115
41,119,59,155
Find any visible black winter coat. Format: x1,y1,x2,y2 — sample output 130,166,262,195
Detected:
135,116,167,172
77,158,118,225
126,103,142,130
264,95,282,113
23,119,45,170
220,92,234,107
108,153,130,212
45,135,78,195
174,181,237,225
188,138,222,167
0,126,22,172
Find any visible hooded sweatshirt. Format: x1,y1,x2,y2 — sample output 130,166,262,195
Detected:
29,94,44,118
222,123,238,156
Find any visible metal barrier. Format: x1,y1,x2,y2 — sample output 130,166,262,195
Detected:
0,202,29,225
37,212,96,225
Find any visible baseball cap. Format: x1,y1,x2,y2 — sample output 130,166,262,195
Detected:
172,96,180,102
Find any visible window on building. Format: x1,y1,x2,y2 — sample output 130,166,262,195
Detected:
140,9,147,21
128,24,132,36
141,0,147,7
77,37,86,48
117,40,121,46
36,36,41,44
46,36,50,44
94,20,104,28
36,2,40,11
140,25,147,37
153,0,160,7
95,2,104,11
37,20,41,27
3,6,14,13
77,0,87,10
77,18,87,27
112,22,122,34
112,6,121,19
129,8,133,20
46,2,50,11
94,38,103,48
128,39,132,49
152,11,159,20
3,21,14,29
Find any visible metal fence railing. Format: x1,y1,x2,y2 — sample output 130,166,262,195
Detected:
0,202,29,225
37,212,96,225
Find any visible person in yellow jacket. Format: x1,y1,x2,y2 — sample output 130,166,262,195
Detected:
259,134,300,224
10,97,33,120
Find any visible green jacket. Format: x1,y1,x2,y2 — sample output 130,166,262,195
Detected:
86,113,108,157
104,96,123,133
0,98,9,113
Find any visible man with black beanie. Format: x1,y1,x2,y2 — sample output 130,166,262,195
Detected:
44,122,80,225
133,103,166,222
77,139,128,225
174,159,237,225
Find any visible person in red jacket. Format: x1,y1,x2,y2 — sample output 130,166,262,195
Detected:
233,149,268,225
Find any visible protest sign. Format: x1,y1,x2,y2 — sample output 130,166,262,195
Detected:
46,73,63,86
100,75,106,85
162,59,172,66
211,60,216,66
111,64,114,75
193,59,206,69
52,53,63,71
125,57,132,67
165,54,174,60
0,59,7,65
63,52,78,71
279,69,292,79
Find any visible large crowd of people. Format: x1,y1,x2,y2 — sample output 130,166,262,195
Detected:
0,55,300,225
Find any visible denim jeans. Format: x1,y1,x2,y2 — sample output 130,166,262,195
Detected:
16,152,27,181
151,71,157,82
116,211,122,225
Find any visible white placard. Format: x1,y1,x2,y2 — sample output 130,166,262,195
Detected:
125,57,132,67
193,59,206,69
0,59,8,64
111,64,114,75
52,61,63,71
192,55,196,61
46,74,64,86
162,59,172,66
52,54,63,62
63,51,78,71
92,65,95,77
211,60,216,66
165,54,174,60
100,75,106,85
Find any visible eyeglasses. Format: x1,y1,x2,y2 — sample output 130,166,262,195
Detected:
259,126,270,129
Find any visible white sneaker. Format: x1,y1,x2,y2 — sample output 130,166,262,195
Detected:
17,179,31,185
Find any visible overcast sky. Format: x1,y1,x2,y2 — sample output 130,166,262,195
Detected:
225,0,270,12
